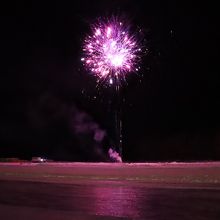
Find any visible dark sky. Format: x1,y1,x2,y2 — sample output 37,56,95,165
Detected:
1,0,219,161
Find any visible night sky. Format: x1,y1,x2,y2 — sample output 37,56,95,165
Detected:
1,1,219,161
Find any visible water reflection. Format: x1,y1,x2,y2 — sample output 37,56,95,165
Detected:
91,182,143,218
0,180,219,220
73,182,220,220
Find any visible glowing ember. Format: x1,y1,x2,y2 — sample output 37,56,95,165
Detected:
81,17,142,85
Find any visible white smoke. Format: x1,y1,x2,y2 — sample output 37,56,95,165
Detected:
70,108,106,143
108,148,122,163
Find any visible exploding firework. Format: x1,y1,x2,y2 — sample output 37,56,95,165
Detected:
81,17,142,86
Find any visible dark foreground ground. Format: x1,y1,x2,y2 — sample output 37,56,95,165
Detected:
0,162,220,219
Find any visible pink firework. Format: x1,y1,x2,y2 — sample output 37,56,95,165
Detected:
81,17,142,85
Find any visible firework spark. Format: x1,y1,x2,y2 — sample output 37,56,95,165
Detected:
81,17,142,86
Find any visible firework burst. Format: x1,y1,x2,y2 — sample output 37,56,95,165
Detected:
81,17,142,86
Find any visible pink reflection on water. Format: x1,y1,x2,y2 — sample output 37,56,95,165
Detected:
91,183,141,218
